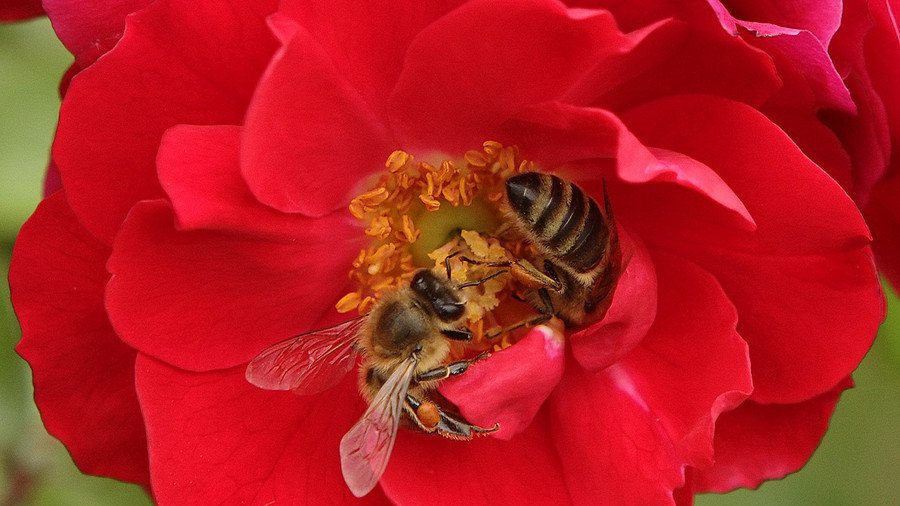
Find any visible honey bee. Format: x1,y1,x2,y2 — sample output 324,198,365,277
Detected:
504,172,621,325
245,267,499,497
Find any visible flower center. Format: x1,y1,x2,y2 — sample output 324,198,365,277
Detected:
337,142,544,353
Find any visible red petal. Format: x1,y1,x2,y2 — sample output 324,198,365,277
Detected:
10,193,149,484
158,124,311,241
614,253,753,468
623,95,871,255
389,0,633,152
0,0,43,21
241,18,393,216
568,225,658,372
106,200,363,372
278,0,464,122
623,95,882,403
867,173,900,290
43,0,151,65
550,364,681,505
505,102,755,230
54,0,277,243
548,252,752,504
439,325,565,440
695,378,853,492
135,356,389,504
583,18,781,111
381,411,572,505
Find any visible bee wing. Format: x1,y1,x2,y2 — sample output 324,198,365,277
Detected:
339,356,417,498
245,317,365,395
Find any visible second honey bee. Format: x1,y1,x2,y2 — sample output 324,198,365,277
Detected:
504,172,621,324
460,171,621,333
245,267,498,498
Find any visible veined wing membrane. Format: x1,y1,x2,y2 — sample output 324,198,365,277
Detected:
339,356,418,497
245,317,365,395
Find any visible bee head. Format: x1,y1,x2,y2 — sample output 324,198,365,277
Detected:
410,269,466,322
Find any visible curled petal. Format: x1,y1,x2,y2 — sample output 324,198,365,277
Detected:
569,225,658,372
440,325,566,440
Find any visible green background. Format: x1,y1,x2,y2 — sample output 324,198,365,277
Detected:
1,18,898,505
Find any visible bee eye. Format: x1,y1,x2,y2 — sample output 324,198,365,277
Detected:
435,302,465,321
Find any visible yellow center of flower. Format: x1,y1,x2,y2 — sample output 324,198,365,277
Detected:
336,141,543,352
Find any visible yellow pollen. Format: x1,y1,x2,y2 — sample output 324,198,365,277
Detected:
338,141,538,352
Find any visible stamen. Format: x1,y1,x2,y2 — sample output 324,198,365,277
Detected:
338,142,539,352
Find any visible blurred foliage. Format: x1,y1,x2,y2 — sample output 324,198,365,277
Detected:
1,16,898,506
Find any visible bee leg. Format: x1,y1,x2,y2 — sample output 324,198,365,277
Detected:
435,410,499,441
443,250,464,279
405,394,499,439
405,394,440,433
461,256,561,292
485,288,555,339
442,328,473,341
414,352,490,385
456,268,508,289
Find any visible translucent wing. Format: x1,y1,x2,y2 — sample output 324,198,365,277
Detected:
245,317,365,395
340,356,418,497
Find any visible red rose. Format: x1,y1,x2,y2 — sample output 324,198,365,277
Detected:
11,0,884,504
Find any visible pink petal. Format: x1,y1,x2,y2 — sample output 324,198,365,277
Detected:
828,0,894,202
106,200,363,372
707,1,854,113
549,251,752,504
54,0,277,243
623,95,882,403
10,193,149,484
158,124,312,241
134,356,389,504
381,412,572,504
240,17,393,217
715,0,843,46
439,325,565,440
695,378,853,491
389,0,633,153
568,225,658,372
43,0,150,65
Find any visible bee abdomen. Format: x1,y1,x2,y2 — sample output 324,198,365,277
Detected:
506,173,606,273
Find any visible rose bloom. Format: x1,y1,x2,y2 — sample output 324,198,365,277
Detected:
10,0,890,504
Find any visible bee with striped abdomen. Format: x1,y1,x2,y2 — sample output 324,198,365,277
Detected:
500,171,621,326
